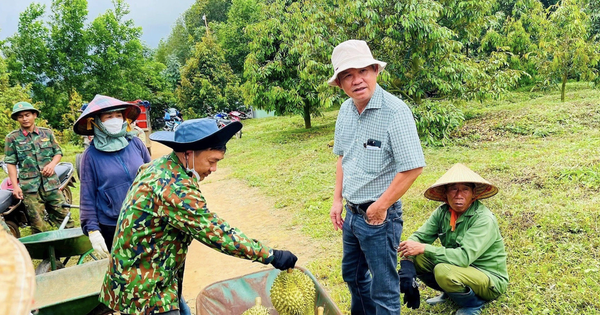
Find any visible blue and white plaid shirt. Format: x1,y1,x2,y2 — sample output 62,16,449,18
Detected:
333,85,425,204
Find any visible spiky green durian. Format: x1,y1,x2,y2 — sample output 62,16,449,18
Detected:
242,297,270,315
270,269,316,315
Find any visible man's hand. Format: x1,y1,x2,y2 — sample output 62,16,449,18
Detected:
399,260,420,309
399,240,426,257
270,250,298,270
365,202,387,225
329,201,344,230
12,186,23,200
41,162,57,177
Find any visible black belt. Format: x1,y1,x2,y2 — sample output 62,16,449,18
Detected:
346,201,374,215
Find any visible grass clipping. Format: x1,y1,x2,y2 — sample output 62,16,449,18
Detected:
270,269,316,315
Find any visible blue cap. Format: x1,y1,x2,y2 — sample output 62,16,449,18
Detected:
149,118,242,152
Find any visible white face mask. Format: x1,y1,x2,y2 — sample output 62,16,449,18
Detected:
102,117,124,135
185,152,202,183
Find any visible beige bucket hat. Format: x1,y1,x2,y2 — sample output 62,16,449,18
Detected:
327,40,387,86
424,163,499,202
0,230,36,315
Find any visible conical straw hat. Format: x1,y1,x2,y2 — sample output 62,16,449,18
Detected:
0,230,36,315
424,163,498,202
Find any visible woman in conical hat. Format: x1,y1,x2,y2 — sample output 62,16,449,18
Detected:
398,163,508,315
74,95,151,260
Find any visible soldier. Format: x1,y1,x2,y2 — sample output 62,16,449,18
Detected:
99,118,298,315
4,102,73,234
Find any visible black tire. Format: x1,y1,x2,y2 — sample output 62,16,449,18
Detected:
5,220,20,238
35,259,65,275
62,187,73,205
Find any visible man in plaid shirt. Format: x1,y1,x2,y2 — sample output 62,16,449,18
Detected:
328,40,426,314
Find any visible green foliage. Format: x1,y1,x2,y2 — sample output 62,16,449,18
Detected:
340,0,523,106
412,100,464,147
219,84,600,314
86,0,146,100
215,0,263,75
45,0,89,128
177,34,241,115
243,0,339,129
0,56,28,148
537,0,600,101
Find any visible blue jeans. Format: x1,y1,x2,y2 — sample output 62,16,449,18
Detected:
342,202,403,315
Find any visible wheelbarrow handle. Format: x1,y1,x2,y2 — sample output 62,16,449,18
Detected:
58,212,72,230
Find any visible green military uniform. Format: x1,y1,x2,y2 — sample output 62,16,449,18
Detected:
4,127,71,233
100,152,274,315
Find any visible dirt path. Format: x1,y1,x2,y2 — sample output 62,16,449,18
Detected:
150,141,323,314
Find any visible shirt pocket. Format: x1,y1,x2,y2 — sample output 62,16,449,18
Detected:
99,182,131,219
19,170,38,180
39,139,55,156
17,144,33,161
362,147,387,174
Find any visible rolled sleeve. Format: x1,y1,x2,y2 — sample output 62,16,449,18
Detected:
4,137,17,165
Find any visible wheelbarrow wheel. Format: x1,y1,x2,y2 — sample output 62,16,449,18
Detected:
5,220,20,238
35,258,65,275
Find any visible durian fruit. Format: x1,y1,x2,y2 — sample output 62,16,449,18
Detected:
270,268,316,315
242,297,270,315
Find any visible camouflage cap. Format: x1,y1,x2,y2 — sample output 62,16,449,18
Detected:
11,102,40,120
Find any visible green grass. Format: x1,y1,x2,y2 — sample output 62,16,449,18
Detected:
219,82,600,314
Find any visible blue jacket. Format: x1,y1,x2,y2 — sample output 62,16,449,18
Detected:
79,137,151,235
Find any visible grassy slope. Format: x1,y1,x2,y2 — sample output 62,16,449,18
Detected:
221,82,600,314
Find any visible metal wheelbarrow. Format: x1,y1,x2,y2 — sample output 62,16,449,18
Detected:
197,266,343,315
19,227,95,274
32,258,109,315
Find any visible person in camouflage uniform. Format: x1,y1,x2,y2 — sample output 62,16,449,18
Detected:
99,118,298,315
4,102,73,234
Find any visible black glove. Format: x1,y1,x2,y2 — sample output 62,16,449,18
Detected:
270,250,298,270
399,260,420,309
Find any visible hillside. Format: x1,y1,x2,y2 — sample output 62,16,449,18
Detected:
220,82,600,314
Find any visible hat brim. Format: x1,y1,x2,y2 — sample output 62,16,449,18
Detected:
149,121,242,152
73,104,140,135
424,182,498,202
11,108,40,120
423,163,499,202
327,59,387,86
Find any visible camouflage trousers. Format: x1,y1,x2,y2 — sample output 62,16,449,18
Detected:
23,187,73,234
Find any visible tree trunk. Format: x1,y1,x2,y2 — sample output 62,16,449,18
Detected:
303,102,311,129
561,72,567,102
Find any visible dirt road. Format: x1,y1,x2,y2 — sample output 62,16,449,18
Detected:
150,141,322,313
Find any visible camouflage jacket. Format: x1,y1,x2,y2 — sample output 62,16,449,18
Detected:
4,127,63,193
100,152,274,315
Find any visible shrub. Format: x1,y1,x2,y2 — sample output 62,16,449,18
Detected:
412,100,464,147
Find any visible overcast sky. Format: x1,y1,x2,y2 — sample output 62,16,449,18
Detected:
0,0,195,48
